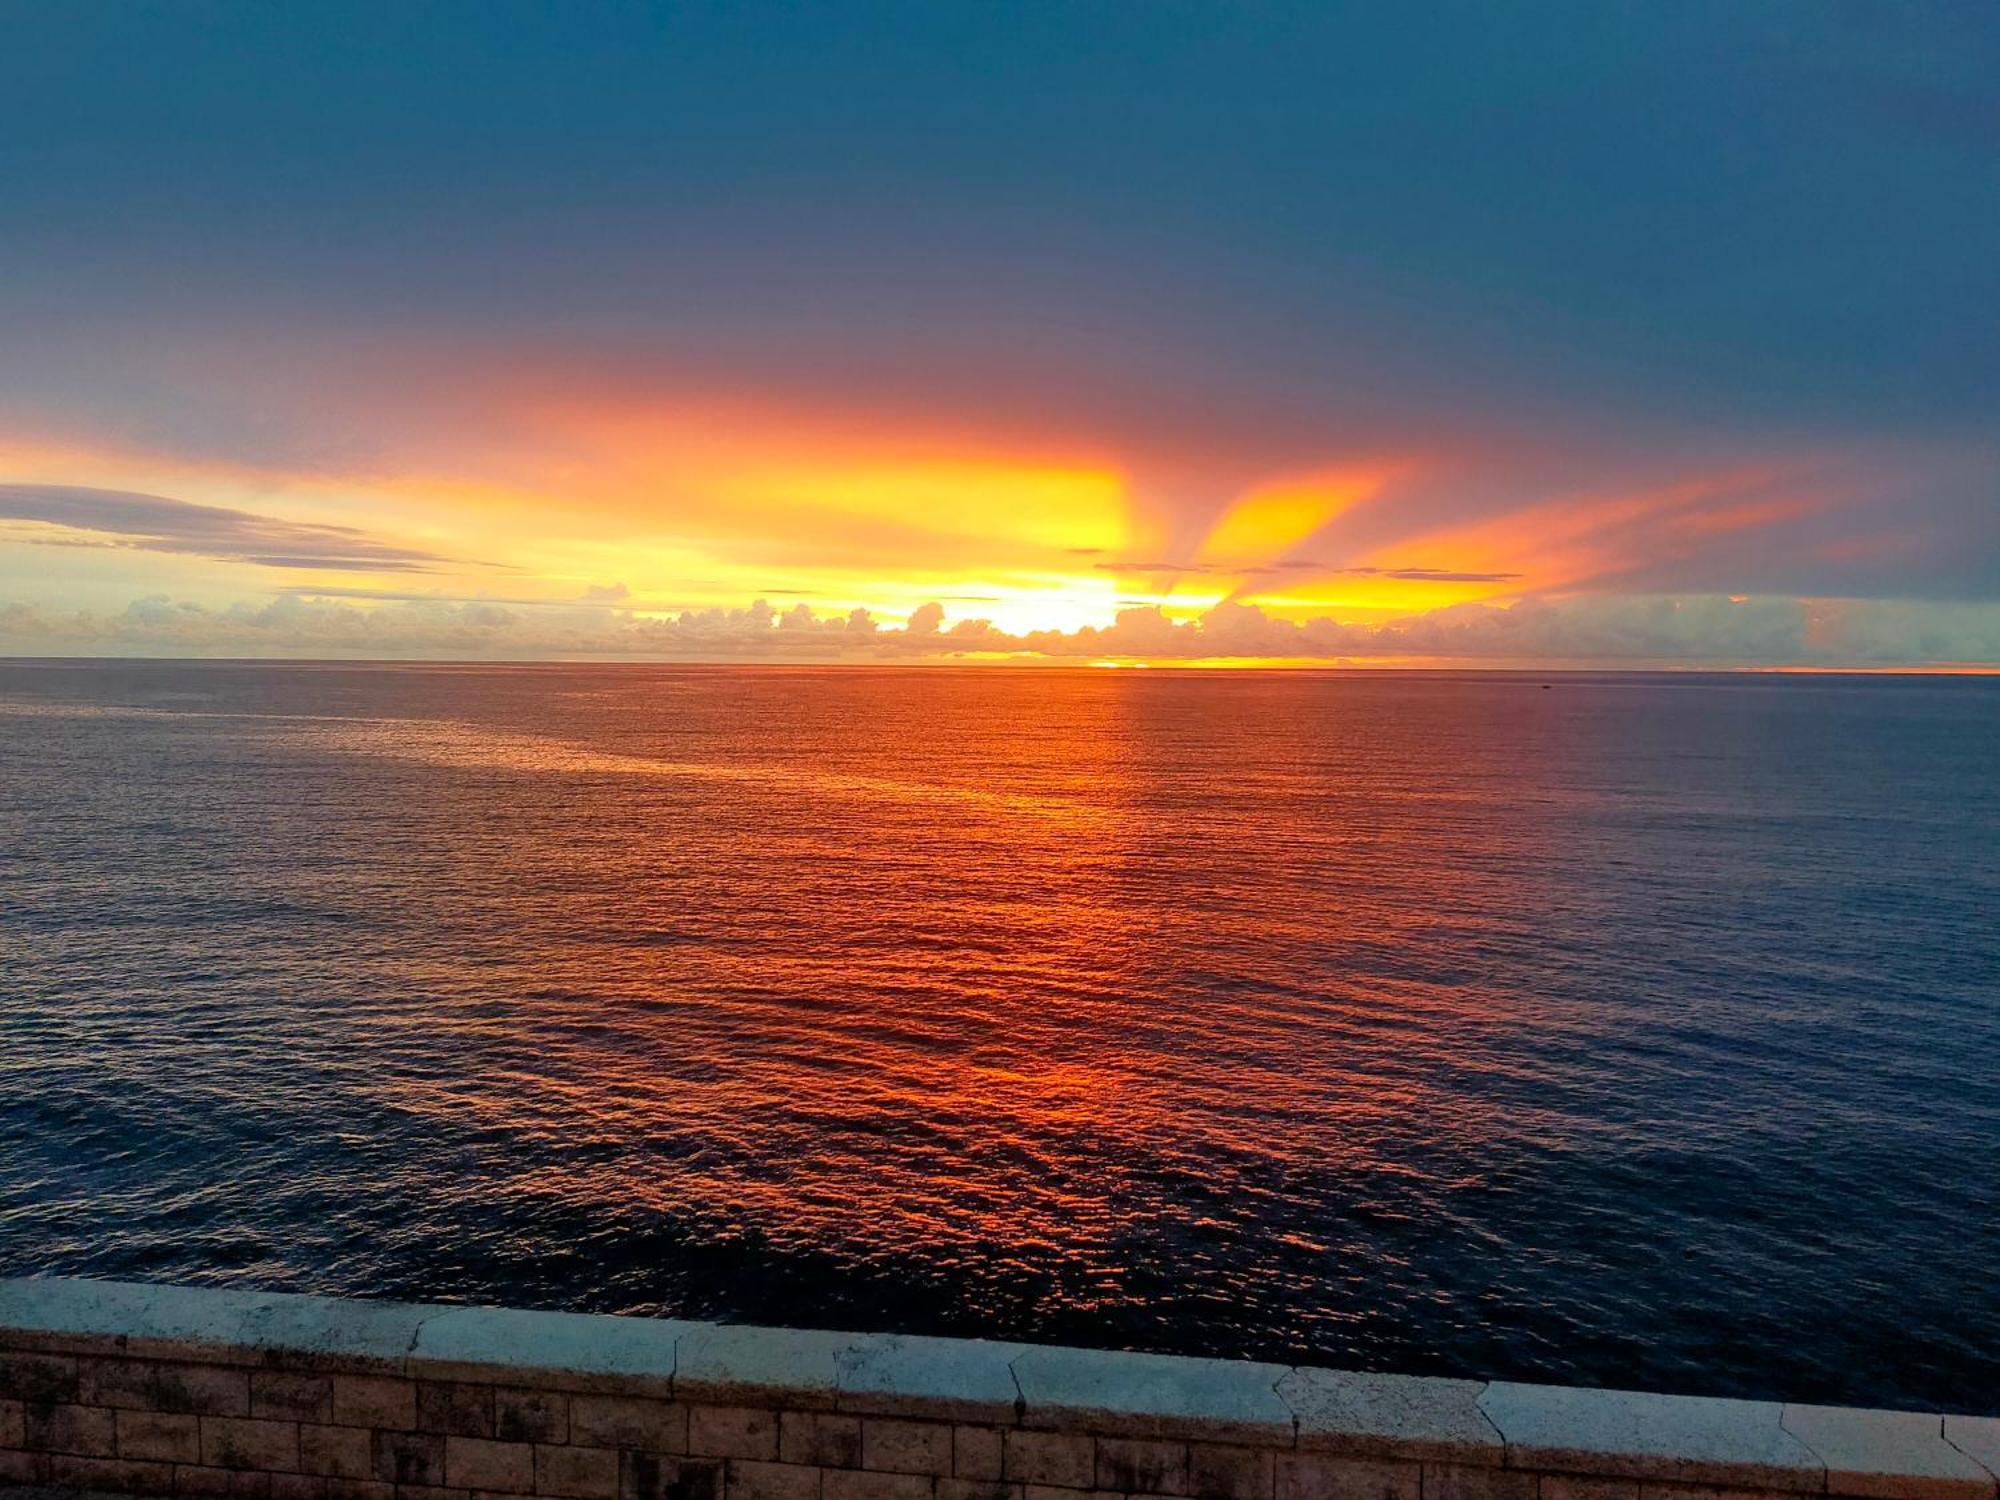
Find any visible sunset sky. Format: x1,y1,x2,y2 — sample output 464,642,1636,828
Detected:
3,2,1997,665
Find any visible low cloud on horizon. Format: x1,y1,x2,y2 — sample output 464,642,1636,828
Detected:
4,590,1998,669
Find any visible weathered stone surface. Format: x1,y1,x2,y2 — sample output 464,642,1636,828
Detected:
1539,1477,1641,1500
686,1404,780,1461
1478,1385,1824,1491
674,1326,851,1410
444,1435,534,1492
0,1352,79,1403
371,1429,444,1486
270,1472,328,1500
0,1448,45,1484
727,1458,823,1500
331,1376,416,1431
1188,1440,1276,1500
420,1383,497,1438
495,1388,569,1446
836,1335,1026,1424
570,1395,687,1453
409,1309,696,1397
1421,1463,1536,1500
0,1397,22,1448
1943,1420,2000,1487
781,1412,862,1469
536,1443,620,1500
1278,1370,1500,1463
201,1417,300,1472
822,1469,934,1500
82,1358,252,1416
48,1451,176,1494
1782,1406,1993,1500
0,1278,430,1372
952,1426,1003,1482
1275,1452,1420,1500
177,1460,276,1497
1003,1429,1094,1489
863,1417,954,1476
622,1450,724,1500
299,1423,373,1479
937,1480,1020,1500
120,1408,205,1464
1097,1434,1188,1494
1011,1346,1294,1445
26,1400,119,1455
252,1374,333,1424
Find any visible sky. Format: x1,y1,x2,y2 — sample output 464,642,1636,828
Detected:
2,1,1997,666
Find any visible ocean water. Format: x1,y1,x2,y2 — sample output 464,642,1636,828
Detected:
2,659,1997,1412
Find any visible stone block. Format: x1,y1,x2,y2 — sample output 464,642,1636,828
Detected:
0,1350,79,1402
122,1408,206,1463
497,1389,571,1446
1278,1371,1501,1464
301,1423,375,1479
622,1451,724,1500
373,1429,446,1486
0,1398,20,1448
783,1412,863,1469
48,1451,177,1494
84,1357,253,1415
448,1436,536,1492
271,1474,329,1500
954,1426,1004,1482
1097,1435,1189,1494
394,1485,472,1500
1942,1420,1999,1487
1782,1406,1993,1500
176,1463,275,1497
203,1415,301,1471
411,1307,695,1397
729,1458,824,1500
334,1375,419,1430
254,1373,334,1423
324,1479,396,1500
687,1403,780,1460
937,1483,1020,1500
537,1442,621,1499
422,1383,500,1438
25,1399,119,1455
1635,1484,1799,1500
1540,1479,1641,1500
0,1447,46,1484
822,1468,936,1500
836,1335,1028,1424
1004,1429,1094,1489
1478,1386,1823,1492
865,1417,956,1476
571,1394,687,1453
675,1326,853,1411
1420,1464,1536,1500
1012,1346,1294,1446
1024,1488,1121,1500
1273,1453,1418,1500
1187,1441,1274,1500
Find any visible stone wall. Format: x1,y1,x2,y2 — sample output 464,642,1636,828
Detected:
1,1280,1994,1500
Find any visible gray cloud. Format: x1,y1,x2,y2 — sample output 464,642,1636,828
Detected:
0,483,458,572
4,591,1997,668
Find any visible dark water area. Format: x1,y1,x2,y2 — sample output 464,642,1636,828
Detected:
2,660,1997,1412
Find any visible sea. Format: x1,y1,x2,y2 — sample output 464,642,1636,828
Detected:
1,659,1996,1412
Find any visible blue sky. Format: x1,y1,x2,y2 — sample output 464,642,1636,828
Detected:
2,2,1997,662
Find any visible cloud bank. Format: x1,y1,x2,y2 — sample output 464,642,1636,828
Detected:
4,591,1998,668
